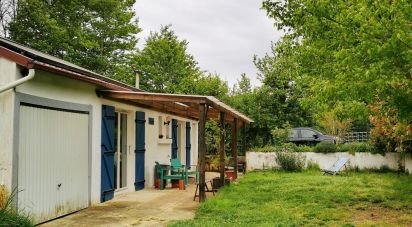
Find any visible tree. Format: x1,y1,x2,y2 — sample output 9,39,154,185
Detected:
236,73,252,94
8,0,140,80
261,0,412,150
132,25,201,93
192,73,229,98
0,0,16,37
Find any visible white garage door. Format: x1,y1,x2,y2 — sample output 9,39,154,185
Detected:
18,105,89,224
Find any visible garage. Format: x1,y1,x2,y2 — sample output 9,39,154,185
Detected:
17,104,90,224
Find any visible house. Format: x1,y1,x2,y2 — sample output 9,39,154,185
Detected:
0,38,252,224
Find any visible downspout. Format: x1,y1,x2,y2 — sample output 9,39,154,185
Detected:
0,68,35,94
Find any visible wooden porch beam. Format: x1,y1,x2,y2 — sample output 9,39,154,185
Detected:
242,122,247,173
219,111,226,186
101,91,207,104
198,104,207,202
232,118,238,179
131,99,199,120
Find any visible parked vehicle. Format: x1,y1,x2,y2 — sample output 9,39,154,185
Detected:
288,127,338,145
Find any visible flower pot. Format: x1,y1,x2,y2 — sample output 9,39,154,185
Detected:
225,170,236,181
178,179,185,190
171,180,180,188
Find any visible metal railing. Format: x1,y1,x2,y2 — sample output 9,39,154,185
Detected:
343,131,370,143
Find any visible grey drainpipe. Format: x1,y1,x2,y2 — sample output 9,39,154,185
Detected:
0,68,35,94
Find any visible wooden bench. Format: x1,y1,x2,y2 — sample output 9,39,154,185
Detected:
155,161,185,190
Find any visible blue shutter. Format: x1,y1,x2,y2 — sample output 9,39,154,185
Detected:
171,119,178,159
100,105,115,202
135,111,146,190
185,122,191,167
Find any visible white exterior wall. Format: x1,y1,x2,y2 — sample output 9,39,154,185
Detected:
1,66,199,205
0,58,19,190
246,152,412,174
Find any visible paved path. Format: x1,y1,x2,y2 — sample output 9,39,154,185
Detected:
40,173,220,226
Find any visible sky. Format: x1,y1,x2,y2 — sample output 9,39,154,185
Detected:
133,0,283,87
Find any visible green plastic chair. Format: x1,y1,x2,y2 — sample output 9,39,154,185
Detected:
170,159,198,185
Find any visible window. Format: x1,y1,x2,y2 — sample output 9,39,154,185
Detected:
165,116,171,139
158,115,171,139
301,129,317,138
289,129,298,138
158,116,164,138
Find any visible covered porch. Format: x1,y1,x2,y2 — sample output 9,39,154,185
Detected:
98,90,253,202
40,173,220,226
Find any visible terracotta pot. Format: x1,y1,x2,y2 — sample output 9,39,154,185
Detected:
171,180,180,188
225,170,236,181
178,179,185,190
155,179,166,189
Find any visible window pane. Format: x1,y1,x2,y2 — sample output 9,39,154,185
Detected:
301,129,316,138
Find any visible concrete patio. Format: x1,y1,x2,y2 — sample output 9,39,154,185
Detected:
40,173,220,226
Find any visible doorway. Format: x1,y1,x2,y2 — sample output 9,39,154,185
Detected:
114,112,128,190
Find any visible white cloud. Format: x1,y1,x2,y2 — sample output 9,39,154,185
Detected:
134,0,283,87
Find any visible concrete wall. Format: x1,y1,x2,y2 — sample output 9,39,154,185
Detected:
246,151,412,174
0,59,199,205
0,58,19,190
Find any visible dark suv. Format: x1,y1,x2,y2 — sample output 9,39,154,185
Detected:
288,127,337,145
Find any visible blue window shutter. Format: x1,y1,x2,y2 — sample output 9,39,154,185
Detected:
171,119,178,159
101,105,115,202
135,111,146,190
185,122,191,167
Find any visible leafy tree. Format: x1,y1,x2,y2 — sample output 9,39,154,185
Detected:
132,25,201,93
0,0,16,37
234,73,252,94
261,0,412,150
192,73,229,98
8,0,140,80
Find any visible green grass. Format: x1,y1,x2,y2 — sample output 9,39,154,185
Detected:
170,171,412,226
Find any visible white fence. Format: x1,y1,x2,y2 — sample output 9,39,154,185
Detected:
246,152,412,174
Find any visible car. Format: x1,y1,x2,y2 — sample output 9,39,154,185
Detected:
288,127,338,145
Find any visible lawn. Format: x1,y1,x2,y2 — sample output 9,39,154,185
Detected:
171,171,412,226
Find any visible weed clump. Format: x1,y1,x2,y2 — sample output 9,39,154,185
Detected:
275,151,306,171
0,186,33,226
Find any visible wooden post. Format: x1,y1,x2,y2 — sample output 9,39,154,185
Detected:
198,104,207,202
219,111,225,186
232,118,238,179
242,121,246,173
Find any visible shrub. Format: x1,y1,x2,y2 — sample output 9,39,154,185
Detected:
271,127,290,145
250,146,277,153
313,141,338,153
275,151,306,171
251,143,299,153
338,142,379,155
295,145,314,153
306,160,320,170
378,165,393,173
251,144,313,153
0,186,33,226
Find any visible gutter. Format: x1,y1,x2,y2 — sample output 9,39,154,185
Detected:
0,46,131,91
0,68,35,94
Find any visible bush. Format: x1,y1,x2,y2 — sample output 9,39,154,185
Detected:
313,141,338,153
275,151,306,171
271,127,290,145
0,186,33,226
251,143,298,153
338,142,379,155
295,145,314,153
306,160,320,170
